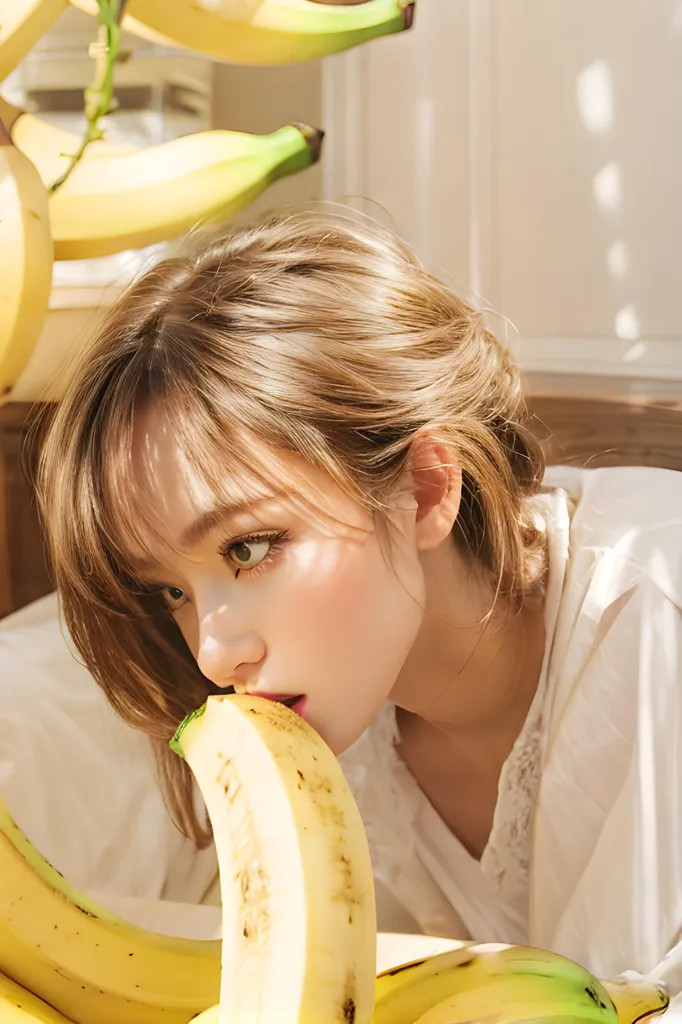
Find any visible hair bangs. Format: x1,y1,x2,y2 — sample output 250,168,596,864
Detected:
162,371,375,541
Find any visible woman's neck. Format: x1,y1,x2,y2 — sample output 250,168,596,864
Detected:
389,542,547,860
389,541,547,740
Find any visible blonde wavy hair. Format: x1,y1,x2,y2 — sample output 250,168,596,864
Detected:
37,208,546,848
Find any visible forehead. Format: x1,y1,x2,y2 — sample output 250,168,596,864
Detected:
132,403,222,511
131,401,285,526
124,401,362,568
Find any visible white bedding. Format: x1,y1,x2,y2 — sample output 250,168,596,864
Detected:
0,593,219,936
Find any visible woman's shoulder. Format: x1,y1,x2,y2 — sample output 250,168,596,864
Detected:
544,464,682,607
541,465,682,745
545,463,682,528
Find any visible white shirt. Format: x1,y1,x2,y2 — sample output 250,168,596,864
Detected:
340,465,682,1011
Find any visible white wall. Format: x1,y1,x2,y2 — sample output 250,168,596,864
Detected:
212,60,323,217
323,0,682,379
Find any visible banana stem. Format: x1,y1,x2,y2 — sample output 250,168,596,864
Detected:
48,0,127,195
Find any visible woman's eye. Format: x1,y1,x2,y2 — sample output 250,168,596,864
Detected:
154,532,287,609
220,531,289,576
226,537,272,571
161,586,187,610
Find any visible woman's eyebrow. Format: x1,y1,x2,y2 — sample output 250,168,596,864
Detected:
127,492,287,572
179,493,284,548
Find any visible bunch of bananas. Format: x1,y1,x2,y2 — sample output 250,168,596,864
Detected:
0,693,671,1023
0,0,414,401
3,94,326,261
0,97,323,399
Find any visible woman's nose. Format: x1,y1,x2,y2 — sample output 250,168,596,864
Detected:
196,623,265,688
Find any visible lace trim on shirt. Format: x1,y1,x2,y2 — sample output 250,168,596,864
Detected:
480,696,545,900
477,494,568,902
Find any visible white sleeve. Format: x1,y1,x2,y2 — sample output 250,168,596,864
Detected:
533,572,682,994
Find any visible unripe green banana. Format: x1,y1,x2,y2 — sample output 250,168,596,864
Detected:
69,0,415,66
372,944,622,1024
48,121,323,260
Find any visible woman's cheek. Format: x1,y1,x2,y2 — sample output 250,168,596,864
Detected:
173,605,199,657
278,533,417,660
281,535,377,631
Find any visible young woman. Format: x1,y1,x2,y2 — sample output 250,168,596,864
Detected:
38,208,682,1003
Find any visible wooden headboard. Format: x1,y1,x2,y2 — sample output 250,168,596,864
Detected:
3,381,682,619
0,403,53,618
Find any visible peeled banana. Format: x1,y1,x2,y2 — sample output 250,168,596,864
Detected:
0,970,76,1023
47,120,323,259
0,116,53,402
0,0,68,83
70,0,415,66
0,798,221,1024
171,693,378,1024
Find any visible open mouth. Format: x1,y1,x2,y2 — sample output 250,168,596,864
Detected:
219,687,308,719
272,694,308,719
278,694,304,708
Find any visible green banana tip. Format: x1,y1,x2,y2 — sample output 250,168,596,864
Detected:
289,122,325,163
169,701,208,759
403,2,415,30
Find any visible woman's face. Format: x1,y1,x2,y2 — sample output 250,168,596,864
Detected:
130,404,427,754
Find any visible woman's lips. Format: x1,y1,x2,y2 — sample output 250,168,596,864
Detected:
251,692,308,720
286,695,308,720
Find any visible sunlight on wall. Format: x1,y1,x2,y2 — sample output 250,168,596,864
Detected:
578,56,644,354
607,240,629,277
594,162,622,212
674,0,682,30
616,305,641,341
577,59,614,134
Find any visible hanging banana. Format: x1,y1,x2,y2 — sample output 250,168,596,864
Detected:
69,0,415,66
0,116,53,403
0,94,137,188
46,120,324,259
0,0,68,84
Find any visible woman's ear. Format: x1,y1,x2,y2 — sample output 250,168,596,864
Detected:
405,432,462,550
